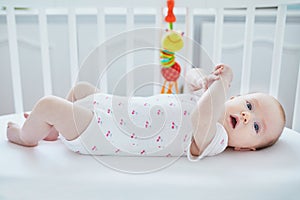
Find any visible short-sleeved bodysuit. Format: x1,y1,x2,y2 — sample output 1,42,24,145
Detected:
61,93,228,160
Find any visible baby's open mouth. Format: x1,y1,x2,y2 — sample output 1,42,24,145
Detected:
230,115,238,129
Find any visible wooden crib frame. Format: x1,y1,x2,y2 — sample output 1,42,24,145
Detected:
1,1,300,132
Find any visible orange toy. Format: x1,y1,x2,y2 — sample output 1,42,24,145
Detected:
165,0,176,30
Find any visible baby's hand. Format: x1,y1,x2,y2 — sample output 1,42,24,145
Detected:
213,64,233,85
199,73,220,91
186,68,220,92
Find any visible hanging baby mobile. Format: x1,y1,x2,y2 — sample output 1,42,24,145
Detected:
160,0,184,94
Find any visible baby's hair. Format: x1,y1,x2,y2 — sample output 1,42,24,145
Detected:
255,96,286,150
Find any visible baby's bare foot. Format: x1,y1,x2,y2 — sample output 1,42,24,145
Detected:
6,122,37,147
7,122,23,145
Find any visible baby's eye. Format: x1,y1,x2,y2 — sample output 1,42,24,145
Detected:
254,122,260,133
246,101,252,110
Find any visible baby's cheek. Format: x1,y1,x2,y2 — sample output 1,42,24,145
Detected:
241,130,260,146
224,102,236,111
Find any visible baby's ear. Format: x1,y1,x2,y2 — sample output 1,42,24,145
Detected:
234,147,256,151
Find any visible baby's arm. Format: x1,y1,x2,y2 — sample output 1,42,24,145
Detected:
185,68,220,92
190,64,233,156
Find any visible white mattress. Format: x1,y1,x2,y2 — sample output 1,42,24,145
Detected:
1,113,300,200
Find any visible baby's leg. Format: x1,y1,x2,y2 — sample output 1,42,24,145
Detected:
7,96,93,147
23,113,58,141
67,82,100,102
43,82,99,141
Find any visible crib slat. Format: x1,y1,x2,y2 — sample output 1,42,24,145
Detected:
153,7,163,94
68,8,79,86
6,6,24,113
269,5,287,98
212,8,224,64
240,6,255,94
184,8,194,79
97,8,107,93
292,62,300,132
97,8,105,43
126,7,134,95
38,8,52,96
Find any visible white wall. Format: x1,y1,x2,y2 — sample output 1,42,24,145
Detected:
0,11,299,129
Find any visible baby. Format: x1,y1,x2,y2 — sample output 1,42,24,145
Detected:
6,64,286,161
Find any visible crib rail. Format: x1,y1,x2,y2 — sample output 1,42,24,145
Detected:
1,0,300,132
1,0,300,8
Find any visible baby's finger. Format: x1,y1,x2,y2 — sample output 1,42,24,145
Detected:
208,74,220,81
203,78,209,90
211,74,220,80
213,68,223,76
213,64,224,74
214,63,224,70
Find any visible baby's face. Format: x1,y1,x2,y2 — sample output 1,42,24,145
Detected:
220,93,284,150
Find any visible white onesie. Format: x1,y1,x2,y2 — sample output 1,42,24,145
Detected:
61,93,228,161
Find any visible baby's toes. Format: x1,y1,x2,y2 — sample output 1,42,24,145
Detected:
7,122,19,129
7,122,14,128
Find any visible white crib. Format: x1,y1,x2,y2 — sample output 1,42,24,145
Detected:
0,0,300,199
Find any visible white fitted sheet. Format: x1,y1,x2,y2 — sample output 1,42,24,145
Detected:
0,113,300,200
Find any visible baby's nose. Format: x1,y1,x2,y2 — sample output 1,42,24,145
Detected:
241,111,251,124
